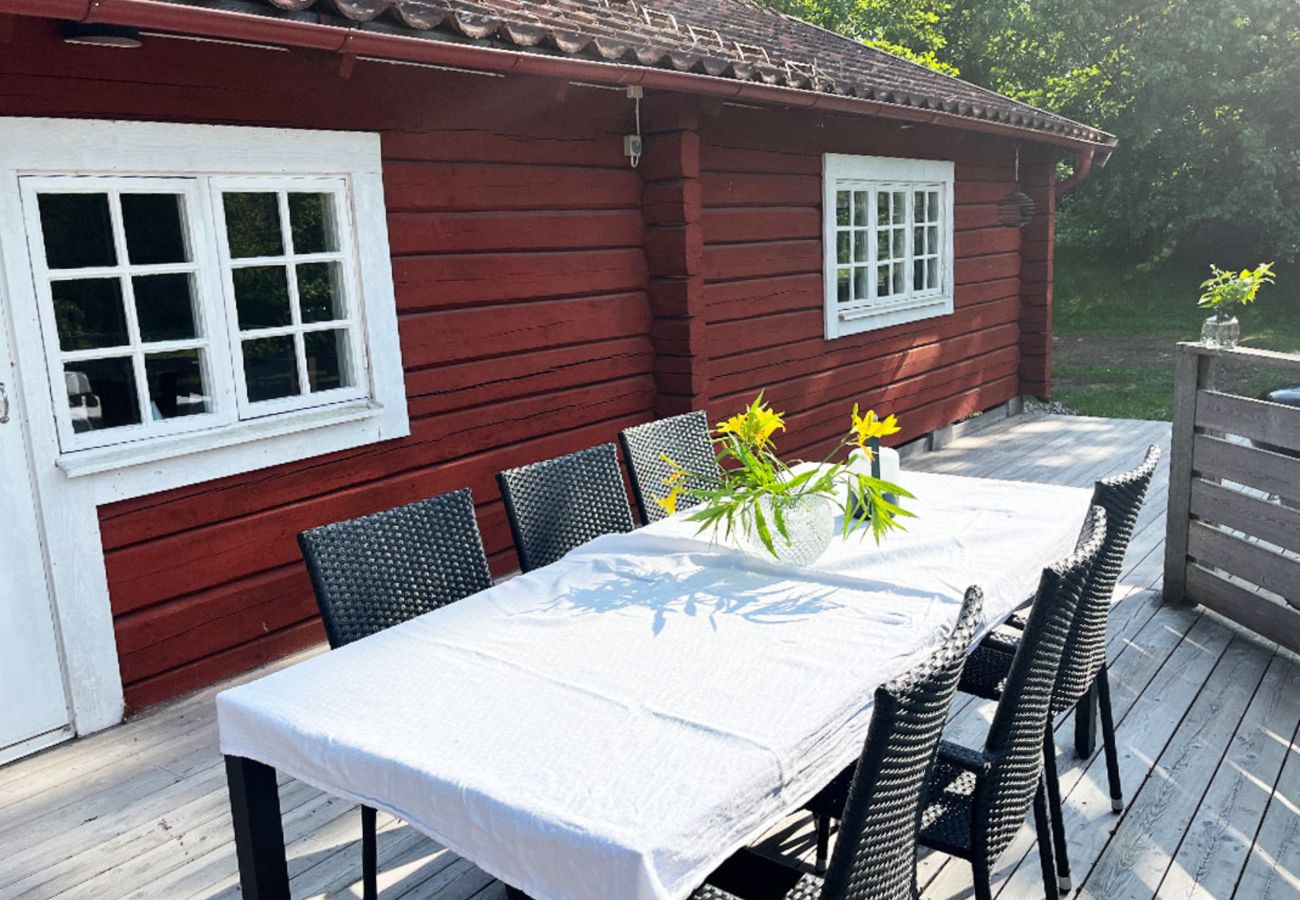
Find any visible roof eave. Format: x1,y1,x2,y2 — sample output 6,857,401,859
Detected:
0,0,1118,151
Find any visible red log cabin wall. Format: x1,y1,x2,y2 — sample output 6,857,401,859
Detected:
0,15,1054,711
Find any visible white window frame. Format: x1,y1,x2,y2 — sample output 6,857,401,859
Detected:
0,118,409,736
822,154,955,339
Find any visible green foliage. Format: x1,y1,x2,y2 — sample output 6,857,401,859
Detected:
763,0,959,74
762,0,1300,262
950,0,1300,262
663,394,914,557
1198,262,1276,314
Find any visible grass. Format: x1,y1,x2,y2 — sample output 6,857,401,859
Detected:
1050,249,1300,420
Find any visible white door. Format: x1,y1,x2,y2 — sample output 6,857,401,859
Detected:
0,292,71,764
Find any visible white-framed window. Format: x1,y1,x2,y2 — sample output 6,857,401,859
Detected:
2,119,408,477
822,154,955,339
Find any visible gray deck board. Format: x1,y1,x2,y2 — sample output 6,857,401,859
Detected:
1,413,1294,899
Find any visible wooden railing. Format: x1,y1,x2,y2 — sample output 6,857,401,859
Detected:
1164,343,1300,653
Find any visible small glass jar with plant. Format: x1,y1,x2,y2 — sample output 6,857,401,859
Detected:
657,394,914,566
1198,262,1276,349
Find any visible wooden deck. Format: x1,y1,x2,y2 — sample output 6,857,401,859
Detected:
3,412,1297,900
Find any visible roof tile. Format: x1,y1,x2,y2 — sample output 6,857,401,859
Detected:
246,0,1113,145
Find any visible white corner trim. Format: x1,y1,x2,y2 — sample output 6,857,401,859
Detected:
0,117,409,736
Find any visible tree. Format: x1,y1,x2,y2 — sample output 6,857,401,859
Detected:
764,0,959,74
764,0,1300,262
951,0,1300,261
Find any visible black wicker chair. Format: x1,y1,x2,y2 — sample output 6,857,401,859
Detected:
687,587,983,900
496,442,635,572
297,487,493,900
800,507,1107,900
619,411,720,523
956,444,1160,890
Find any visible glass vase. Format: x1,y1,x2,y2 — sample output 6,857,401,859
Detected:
740,493,835,567
1200,314,1239,349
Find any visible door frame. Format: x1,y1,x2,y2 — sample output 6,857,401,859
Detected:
0,248,75,764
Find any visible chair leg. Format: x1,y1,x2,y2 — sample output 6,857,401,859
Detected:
1074,682,1098,759
1033,778,1061,900
814,813,831,875
971,859,994,900
361,805,378,900
1043,729,1073,891
1097,664,1125,812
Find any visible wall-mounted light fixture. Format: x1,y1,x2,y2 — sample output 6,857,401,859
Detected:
62,21,143,48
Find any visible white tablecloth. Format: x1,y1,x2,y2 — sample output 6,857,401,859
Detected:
217,471,1091,900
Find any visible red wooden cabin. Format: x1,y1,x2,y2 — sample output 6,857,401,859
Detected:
0,0,1113,762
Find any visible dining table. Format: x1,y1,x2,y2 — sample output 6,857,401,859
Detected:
218,468,1093,900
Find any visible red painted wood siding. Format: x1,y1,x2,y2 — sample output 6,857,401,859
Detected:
696,107,1026,458
0,15,1051,710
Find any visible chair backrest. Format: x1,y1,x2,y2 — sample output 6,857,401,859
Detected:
1053,445,1161,709
496,443,634,572
619,411,720,524
977,506,1107,865
297,488,493,649
821,587,985,900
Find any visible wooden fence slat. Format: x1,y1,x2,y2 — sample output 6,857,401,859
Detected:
1189,479,1300,555
1186,564,1300,657
1195,390,1300,454
1163,345,1212,603
1193,434,1300,505
1187,521,1300,608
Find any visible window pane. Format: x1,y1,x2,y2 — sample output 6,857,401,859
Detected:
836,231,851,266
854,230,868,263
146,350,210,419
893,228,904,258
892,192,906,223
133,273,198,342
836,191,851,228
52,278,129,351
927,257,938,287
38,194,117,269
877,192,889,226
893,262,905,295
877,266,889,296
928,226,939,254
836,267,851,303
914,191,925,222
878,231,891,261
65,357,140,432
928,192,940,222
243,335,300,402
289,193,339,254
305,329,351,392
854,267,868,301
854,192,868,226
233,266,292,329
122,194,189,265
224,193,283,258
297,262,346,323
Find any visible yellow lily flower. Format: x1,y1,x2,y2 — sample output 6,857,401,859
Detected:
716,394,785,448
655,489,680,516
850,404,901,451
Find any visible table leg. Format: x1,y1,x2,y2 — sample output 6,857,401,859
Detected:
1074,682,1099,758
225,755,291,900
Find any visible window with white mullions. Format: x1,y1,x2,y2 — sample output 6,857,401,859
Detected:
215,179,365,417
823,155,954,338
22,177,222,449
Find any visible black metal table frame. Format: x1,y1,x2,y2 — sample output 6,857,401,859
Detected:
226,755,537,899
